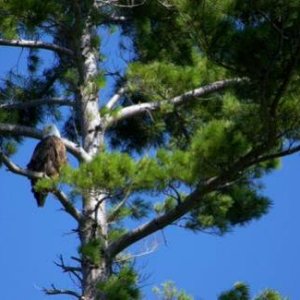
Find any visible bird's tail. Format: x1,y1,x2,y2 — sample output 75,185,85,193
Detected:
31,179,47,207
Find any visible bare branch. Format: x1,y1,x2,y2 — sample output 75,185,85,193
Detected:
96,0,146,8
0,123,91,162
53,190,82,222
0,38,74,56
0,150,43,179
104,78,246,127
0,151,82,221
54,255,82,285
105,87,127,110
0,98,74,110
115,239,159,262
43,284,81,299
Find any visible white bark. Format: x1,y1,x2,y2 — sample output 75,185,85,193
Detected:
105,87,127,110
0,38,74,56
0,123,91,162
104,78,246,127
74,6,110,298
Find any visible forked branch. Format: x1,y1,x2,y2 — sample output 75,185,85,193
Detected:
43,285,81,299
54,255,82,285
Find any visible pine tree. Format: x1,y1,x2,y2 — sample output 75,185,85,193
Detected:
1,1,300,299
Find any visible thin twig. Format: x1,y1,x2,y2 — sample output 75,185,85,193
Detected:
43,284,81,299
54,255,82,286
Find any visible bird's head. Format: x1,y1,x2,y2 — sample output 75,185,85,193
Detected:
42,124,61,138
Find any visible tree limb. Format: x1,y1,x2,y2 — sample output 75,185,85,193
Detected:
107,177,219,258
54,255,82,285
104,78,246,127
0,38,74,56
0,151,82,221
107,139,300,257
0,123,91,162
249,144,300,166
43,284,81,299
0,150,44,178
105,86,127,110
53,190,82,222
0,98,74,110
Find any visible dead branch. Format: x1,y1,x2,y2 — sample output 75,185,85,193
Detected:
104,78,247,127
105,86,127,110
0,38,73,56
43,284,81,299
54,255,82,285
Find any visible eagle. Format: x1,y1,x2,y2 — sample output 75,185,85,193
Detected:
27,124,67,207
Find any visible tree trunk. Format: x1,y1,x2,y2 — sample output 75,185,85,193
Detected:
76,16,109,300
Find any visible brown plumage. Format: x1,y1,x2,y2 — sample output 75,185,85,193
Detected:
27,136,67,207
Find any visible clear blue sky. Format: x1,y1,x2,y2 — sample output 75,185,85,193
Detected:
1,40,300,300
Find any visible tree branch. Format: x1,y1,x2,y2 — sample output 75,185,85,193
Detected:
248,144,300,166
107,177,219,258
0,123,91,162
104,78,246,127
105,87,127,110
54,255,82,285
0,150,43,178
107,139,300,258
0,38,74,56
0,151,82,221
0,98,74,110
53,190,82,222
43,285,81,299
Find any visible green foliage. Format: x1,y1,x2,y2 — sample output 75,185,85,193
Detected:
98,265,140,300
0,0,60,32
125,1,194,64
152,281,288,300
255,290,288,300
2,0,300,297
127,54,225,101
2,140,17,156
108,227,128,242
34,176,59,192
79,239,102,266
219,282,250,300
61,152,167,194
153,281,193,300
129,197,152,220
218,282,288,300
185,183,270,234
190,119,251,177
94,72,106,89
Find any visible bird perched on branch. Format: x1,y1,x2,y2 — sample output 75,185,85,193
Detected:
27,124,67,207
